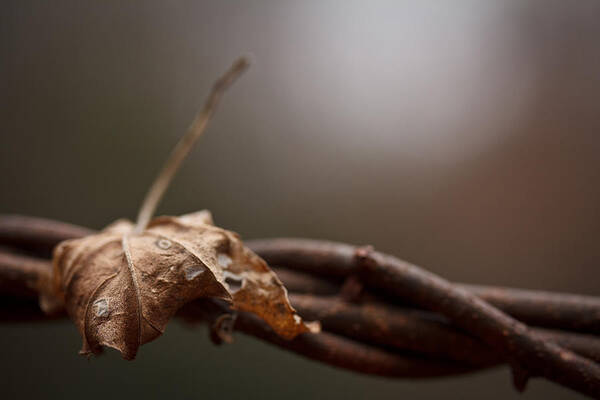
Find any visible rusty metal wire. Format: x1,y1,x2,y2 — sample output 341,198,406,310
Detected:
1,215,599,398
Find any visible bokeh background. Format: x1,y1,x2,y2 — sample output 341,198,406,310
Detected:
1,1,599,399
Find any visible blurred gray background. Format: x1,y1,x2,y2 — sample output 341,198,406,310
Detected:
1,1,599,399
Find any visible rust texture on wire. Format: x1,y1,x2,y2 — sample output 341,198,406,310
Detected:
1,215,599,398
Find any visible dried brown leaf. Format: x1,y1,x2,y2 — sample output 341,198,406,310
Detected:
50,210,317,359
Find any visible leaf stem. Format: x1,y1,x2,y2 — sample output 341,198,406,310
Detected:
134,57,250,234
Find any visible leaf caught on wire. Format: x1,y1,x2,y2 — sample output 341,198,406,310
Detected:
42,57,318,360
51,211,316,359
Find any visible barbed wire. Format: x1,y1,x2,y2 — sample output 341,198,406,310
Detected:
0,215,599,398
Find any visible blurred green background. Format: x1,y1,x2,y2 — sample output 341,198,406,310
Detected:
1,1,599,399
